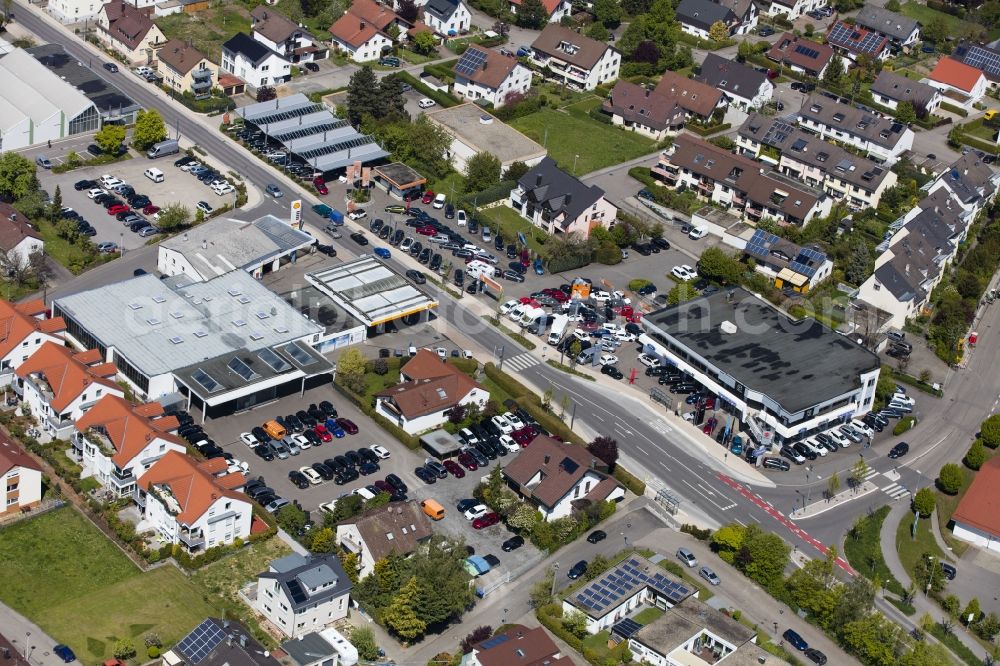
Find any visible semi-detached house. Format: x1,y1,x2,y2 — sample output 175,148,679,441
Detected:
0,298,66,384
654,134,832,226
927,57,989,111
137,450,252,552
796,93,914,164
251,6,327,64
529,25,620,92
15,341,123,439
825,21,889,62
72,394,188,499
422,0,471,37
737,113,898,211
329,0,406,63
675,0,757,39
0,435,42,517
96,0,166,65
0,202,44,266
767,33,833,78
335,501,433,577
602,80,686,140
156,39,217,99
854,6,920,49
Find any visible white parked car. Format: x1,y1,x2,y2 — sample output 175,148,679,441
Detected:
227,459,249,474
499,435,520,453
299,466,323,485
592,290,612,303
418,98,436,109
500,299,518,315
353,486,377,500
672,265,697,281
572,329,591,342
801,438,827,457
348,209,367,220
239,432,258,448
432,193,446,209
457,209,467,226
826,429,850,448
503,411,525,430
435,347,447,359
851,419,874,438
100,174,122,188
638,353,661,368
464,504,489,520
87,188,106,199
491,414,514,434
292,433,311,450
369,444,391,459
615,330,637,342
599,353,619,366
688,226,708,240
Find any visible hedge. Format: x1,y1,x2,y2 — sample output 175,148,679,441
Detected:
461,179,516,209
953,132,999,155
613,466,646,496
332,380,421,450
685,122,732,137
484,362,531,398
892,415,916,436
388,72,459,108
537,604,582,651
422,59,459,83
544,359,596,381
940,101,969,117
885,368,944,397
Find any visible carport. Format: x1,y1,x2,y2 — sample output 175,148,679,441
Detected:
421,429,462,460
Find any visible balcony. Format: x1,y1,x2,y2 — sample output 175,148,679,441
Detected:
108,467,136,490
178,528,205,550
651,165,676,182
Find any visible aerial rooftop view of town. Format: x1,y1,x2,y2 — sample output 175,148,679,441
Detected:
0,0,999,663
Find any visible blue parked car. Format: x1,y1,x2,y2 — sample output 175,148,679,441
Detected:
782,628,808,651
516,46,532,57
730,435,743,455
374,247,391,259
533,258,544,275
54,645,77,663
325,418,346,438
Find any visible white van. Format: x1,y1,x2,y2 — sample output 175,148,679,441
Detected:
144,167,164,183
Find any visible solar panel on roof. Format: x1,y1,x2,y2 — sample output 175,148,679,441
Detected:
228,357,259,382
794,44,820,59
176,619,226,664
613,618,643,639
480,634,511,650
286,578,308,604
455,47,488,77
191,368,220,393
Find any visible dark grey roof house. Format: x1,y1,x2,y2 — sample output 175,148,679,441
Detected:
254,553,353,639
168,618,281,666
514,157,615,237
695,53,770,109
222,32,275,66
854,6,920,45
425,0,461,22
676,0,737,32
870,70,940,112
281,629,360,666
931,153,1000,209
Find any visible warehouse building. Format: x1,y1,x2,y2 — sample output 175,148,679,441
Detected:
27,44,141,124
640,287,880,446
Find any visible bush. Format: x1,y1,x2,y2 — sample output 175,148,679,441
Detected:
613,466,645,496
594,241,622,264
964,439,987,470
628,279,652,291
148,646,161,659
937,463,964,495
893,416,915,435
681,523,712,540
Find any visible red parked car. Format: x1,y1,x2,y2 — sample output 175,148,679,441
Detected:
421,190,435,204
472,512,500,529
313,424,333,442
457,451,478,470
703,417,717,435
107,204,129,215
313,176,328,195
442,459,466,478
336,418,358,435
416,225,437,235
143,204,160,215
545,289,569,303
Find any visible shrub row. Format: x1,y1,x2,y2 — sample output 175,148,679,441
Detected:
892,415,916,436
885,368,944,397
613,466,646,497
461,179,516,209
332,380,421,450
941,101,970,118
685,122,732,137
422,59,459,83
544,360,596,381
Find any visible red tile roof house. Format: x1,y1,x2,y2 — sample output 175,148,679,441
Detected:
927,57,989,111
466,624,578,666
604,72,725,137
951,457,1000,554
502,435,625,521
766,32,833,78
329,0,409,63
15,341,124,440
73,394,188,499
137,450,253,553
0,298,66,384
0,434,43,517
95,0,167,65
375,349,489,434
508,0,571,24
0,202,43,267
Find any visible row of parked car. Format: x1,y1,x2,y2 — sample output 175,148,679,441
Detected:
231,123,320,181
72,173,161,239
288,444,391,489
238,401,364,462
174,155,235,197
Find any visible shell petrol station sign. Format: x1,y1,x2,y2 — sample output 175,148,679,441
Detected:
290,200,303,229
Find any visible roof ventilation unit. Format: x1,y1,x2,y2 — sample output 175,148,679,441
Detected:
720,320,737,335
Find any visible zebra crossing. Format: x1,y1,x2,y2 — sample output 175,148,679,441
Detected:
862,469,911,500
503,353,539,372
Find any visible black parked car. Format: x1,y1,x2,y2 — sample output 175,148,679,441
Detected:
74,179,96,191
414,466,437,484
319,400,337,417
587,530,607,543
350,232,369,245
312,462,335,480
567,560,588,579
888,442,909,458
501,535,524,551
386,473,408,494
430,253,443,270
289,470,310,489
253,444,275,461
602,365,624,379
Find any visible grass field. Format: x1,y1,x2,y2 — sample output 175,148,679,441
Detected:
899,2,980,36
156,7,252,62
895,511,950,578
843,505,906,595
0,508,215,665
477,204,546,254
509,108,657,175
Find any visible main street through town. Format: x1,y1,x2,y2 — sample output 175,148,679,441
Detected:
16,0,1000,599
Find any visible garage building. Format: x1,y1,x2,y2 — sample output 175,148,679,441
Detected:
52,270,333,420
640,287,880,446
425,104,547,173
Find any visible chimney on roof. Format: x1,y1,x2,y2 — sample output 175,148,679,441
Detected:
536,173,543,186
360,20,366,30
543,454,550,465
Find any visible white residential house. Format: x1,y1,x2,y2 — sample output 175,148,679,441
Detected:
510,158,618,240
452,46,532,107
136,450,253,553
255,553,353,638
502,436,625,521
422,0,471,36
0,436,43,517
95,0,167,65
508,0,571,24
797,93,914,164
375,350,489,434
335,501,434,578
870,70,942,114
926,57,989,111
764,0,823,19
48,0,103,24
15,341,123,440
251,6,328,63
529,25,621,92
0,298,65,385
72,395,187,499
221,32,292,90
695,53,773,111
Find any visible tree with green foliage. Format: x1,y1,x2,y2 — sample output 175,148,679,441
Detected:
365,492,392,512
787,547,841,628
347,66,381,126
503,160,530,182
277,503,307,534
962,598,981,625
804,22,815,37
95,124,126,155
831,574,875,629
622,0,652,15
325,494,363,525
922,16,948,44
964,439,987,470
378,75,409,121
337,347,368,393
937,463,964,494
382,576,426,641
133,109,167,150
709,21,729,43
697,247,744,284
845,240,873,285
711,523,746,563
465,151,502,192
0,153,38,201
310,527,337,553
885,0,900,9
154,202,190,230
895,100,917,125
739,525,790,587
851,458,869,490
594,0,622,26
516,0,548,28
586,21,609,41
823,54,845,86
350,626,380,660
840,612,905,666
827,472,840,499
912,487,935,517
981,414,1000,448
667,282,696,305
976,612,1000,641
47,184,63,222
562,610,589,638
113,639,137,661
413,30,438,55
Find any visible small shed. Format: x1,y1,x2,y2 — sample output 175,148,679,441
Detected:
420,429,462,459
372,162,427,200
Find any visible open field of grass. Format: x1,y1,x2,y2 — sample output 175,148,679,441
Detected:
156,6,252,61
510,108,657,175
192,537,292,609
477,204,546,254
899,2,981,36
896,511,950,578
843,505,906,595
0,508,214,665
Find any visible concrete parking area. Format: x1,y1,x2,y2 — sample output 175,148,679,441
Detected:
36,151,239,251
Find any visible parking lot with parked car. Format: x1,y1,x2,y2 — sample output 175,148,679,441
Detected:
37,151,238,251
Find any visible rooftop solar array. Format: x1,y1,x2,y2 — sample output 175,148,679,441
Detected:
612,618,643,639
794,44,820,59
286,578,308,604
745,229,780,259
572,558,692,617
273,120,348,142
455,47,488,77
954,43,1000,78
828,21,885,54
176,619,226,664
479,634,511,650
790,246,827,277
762,119,794,146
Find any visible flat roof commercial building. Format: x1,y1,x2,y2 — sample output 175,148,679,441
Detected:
640,287,880,445
235,93,388,174
157,214,315,282
27,44,141,124
306,256,438,332
426,104,546,172
52,270,332,419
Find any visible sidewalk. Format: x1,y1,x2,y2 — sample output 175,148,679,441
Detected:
790,482,879,520
0,601,80,665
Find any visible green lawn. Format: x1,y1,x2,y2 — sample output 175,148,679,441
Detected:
36,219,114,275
843,505,906,596
191,537,291,609
633,606,665,624
477,204,546,254
896,511,950,578
156,6,253,62
899,2,979,35
509,108,658,175
0,508,215,665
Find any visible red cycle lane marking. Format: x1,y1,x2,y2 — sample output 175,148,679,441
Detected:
717,473,857,575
